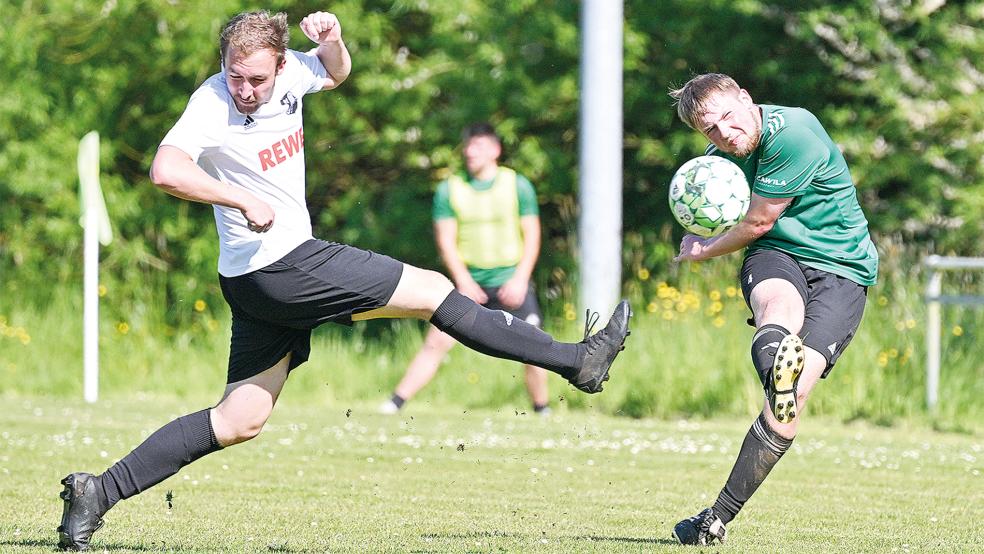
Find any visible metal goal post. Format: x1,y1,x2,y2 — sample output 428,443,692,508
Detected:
923,255,984,411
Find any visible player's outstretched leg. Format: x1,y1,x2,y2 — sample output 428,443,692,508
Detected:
429,292,632,394
673,507,727,545
568,299,632,393
57,473,105,551
769,333,805,423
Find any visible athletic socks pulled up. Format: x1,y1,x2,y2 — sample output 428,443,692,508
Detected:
429,290,581,379
97,408,222,512
711,412,794,525
389,393,406,409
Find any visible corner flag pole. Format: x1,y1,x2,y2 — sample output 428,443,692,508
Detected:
78,131,112,403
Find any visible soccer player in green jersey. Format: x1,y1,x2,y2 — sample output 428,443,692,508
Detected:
669,73,878,545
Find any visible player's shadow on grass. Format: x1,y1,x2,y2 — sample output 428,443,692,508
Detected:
579,534,677,545
0,537,237,552
420,531,675,546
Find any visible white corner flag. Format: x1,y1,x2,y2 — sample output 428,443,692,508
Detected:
78,131,112,403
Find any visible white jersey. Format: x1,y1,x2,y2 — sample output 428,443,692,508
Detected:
160,49,328,277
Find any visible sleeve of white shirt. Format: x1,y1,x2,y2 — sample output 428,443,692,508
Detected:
289,49,330,94
159,79,230,163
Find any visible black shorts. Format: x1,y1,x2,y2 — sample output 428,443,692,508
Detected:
480,285,543,328
219,239,404,383
739,249,868,377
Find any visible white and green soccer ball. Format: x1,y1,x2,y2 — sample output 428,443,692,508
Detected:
668,155,751,238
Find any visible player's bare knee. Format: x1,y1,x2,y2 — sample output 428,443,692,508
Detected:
395,265,454,313
223,416,267,445
211,405,272,445
422,270,454,301
796,389,812,409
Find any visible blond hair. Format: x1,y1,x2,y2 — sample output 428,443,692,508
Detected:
668,73,741,130
220,11,289,65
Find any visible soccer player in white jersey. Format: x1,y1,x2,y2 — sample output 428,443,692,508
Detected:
55,10,631,551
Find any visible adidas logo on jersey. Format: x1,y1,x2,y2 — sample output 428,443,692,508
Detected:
243,115,257,130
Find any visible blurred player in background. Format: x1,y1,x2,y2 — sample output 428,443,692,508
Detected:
380,123,551,416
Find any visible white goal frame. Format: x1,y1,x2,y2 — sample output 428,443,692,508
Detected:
923,255,984,411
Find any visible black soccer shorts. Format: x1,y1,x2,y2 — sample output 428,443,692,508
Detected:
218,239,404,384
739,248,868,377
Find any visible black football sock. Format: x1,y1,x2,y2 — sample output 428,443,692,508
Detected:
430,291,581,379
711,412,794,525
750,323,791,387
390,393,406,409
97,408,222,512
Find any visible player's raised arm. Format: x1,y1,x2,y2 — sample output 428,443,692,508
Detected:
300,11,351,89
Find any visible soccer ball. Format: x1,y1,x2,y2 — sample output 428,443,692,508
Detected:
668,155,750,237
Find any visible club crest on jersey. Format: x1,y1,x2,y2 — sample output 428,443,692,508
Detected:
280,92,298,115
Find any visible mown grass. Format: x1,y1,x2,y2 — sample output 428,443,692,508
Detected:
0,395,981,553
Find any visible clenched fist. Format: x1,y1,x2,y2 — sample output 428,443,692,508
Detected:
300,12,342,44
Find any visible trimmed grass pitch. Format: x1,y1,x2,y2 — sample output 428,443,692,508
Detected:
0,395,980,553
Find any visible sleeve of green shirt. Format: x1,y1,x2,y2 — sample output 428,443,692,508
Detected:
432,179,455,221
753,125,827,198
516,174,539,216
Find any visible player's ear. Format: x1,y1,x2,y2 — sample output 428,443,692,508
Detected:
276,56,287,75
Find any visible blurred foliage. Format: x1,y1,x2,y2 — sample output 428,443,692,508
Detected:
2,0,983,323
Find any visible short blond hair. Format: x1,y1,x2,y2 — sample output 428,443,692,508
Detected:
220,11,289,65
669,73,741,130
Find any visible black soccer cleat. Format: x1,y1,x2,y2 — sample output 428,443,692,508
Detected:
57,472,105,551
569,299,632,393
673,507,727,545
768,333,805,424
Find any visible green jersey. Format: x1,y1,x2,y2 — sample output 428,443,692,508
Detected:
708,104,878,286
433,168,539,287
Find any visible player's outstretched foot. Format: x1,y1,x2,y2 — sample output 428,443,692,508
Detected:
569,299,632,393
377,399,401,415
673,507,727,545
57,473,105,551
769,333,805,423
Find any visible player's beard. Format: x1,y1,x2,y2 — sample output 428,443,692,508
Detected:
732,115,762,158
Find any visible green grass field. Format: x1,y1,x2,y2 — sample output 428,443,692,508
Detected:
1,393,980,553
